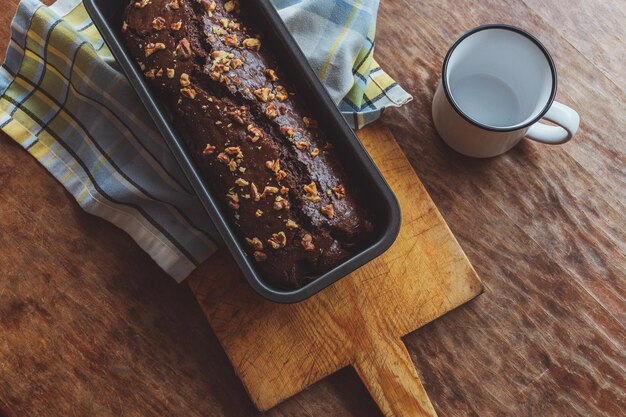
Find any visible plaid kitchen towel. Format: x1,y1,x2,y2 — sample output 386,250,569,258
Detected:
0,0,412,281
272,0,413,127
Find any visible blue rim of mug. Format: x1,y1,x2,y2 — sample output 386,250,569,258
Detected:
441,24,558,132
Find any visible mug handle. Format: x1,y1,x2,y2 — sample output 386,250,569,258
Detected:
526,101,580,145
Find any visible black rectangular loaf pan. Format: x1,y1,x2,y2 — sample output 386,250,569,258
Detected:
84,0,401,303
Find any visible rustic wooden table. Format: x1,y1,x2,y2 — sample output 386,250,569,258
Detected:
1,1,624,416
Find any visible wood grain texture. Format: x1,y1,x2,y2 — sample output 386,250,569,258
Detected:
186,124,482,416
1,0,625,416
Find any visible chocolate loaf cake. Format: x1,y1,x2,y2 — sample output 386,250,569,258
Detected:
122,0,374,289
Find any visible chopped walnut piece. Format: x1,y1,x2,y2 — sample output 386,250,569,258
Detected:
280,125,295,138
275,86,288,102
219,18,229,28
253,87,271,102
253,251,267,261
286,219,299,229
144,69,156,79
225,146,243,158
224,0,239,12
217,152,230,163
261,186,279,197
265,159,280,172
273,196,290,211
267,231,287,249
321,203,335,219
179,73,191,87
246,124,263,143
295,140,310,150
303,117,318,128
122,21,129,32
228,192,239,202
171,21,183,30
235,178,249,187
255,209,264,217
145,42,166,57
211,50,229,61
246,237,264,251
276,170,288,181
228,159,237,172
166,68,175,78
203,144,216,155
226,106,247,125
180,87,196,99
134,0,150,8
168,0,180,9
301,234,315,251
152,17,166,30
224,33,239,47
231,58,243,69
227,191,240,210
304,182,321,202
265,68,278,81
265,102,279,119
242,37,261,50
201,0,216,12
211,62,230,75
175,38,192,60
156,68,164,77
332,184,346,199
310,147,320,158
280,186,289,195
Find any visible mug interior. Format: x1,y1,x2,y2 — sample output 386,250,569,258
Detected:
444,25,555,130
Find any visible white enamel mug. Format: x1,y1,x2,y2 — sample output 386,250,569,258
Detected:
432,24,580,158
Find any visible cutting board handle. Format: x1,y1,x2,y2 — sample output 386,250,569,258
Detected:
353,335,437,417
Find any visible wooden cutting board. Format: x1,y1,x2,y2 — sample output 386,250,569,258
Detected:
187,122,483,417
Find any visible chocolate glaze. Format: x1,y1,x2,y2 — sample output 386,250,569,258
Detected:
122,0,373,289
